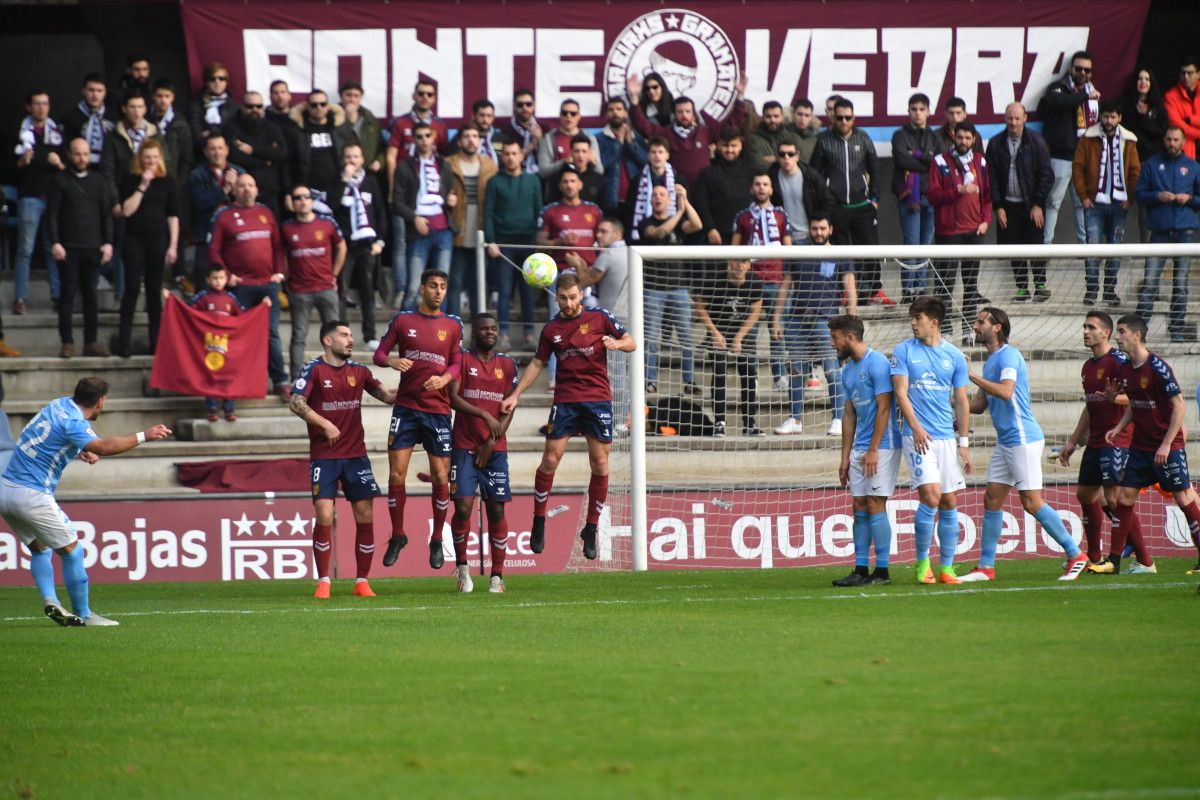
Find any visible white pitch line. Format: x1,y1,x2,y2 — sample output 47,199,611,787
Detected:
1,580,1194,624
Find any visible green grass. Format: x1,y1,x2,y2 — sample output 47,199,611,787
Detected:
2,561,1199,800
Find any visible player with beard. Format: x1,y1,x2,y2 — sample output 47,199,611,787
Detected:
448,314,518,593
501,274,636,560
291,321,396,598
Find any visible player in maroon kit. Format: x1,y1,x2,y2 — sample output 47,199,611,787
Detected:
501,273,636,559
537,164,602,269
1089,314,1200,574
373,269,463,570
447,313,518,593
1057,311,1134,565
290,320,396,598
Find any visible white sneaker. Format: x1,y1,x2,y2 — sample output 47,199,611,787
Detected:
774,417,803,435
456,565,474,593
826,418,842,437
365,339,381,351
488,575,505,593
82,612,120,626
773,377,790,392
1121,561,1158,574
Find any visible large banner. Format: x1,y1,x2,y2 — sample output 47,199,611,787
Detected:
181,1,1148,137
0,486,1192,585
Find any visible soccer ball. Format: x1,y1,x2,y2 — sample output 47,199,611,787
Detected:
521,252,558,289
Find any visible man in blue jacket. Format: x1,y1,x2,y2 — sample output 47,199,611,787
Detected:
1135,126,1200,342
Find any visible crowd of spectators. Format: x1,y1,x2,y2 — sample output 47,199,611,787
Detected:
6,51,1200,413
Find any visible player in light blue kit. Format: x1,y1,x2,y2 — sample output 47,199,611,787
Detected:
831,315,902,586
965,308,1093,581
890,296,972,585
0,378,172,626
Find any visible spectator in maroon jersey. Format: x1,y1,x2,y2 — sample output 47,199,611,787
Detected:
500,88,541,175
208,173,289,395
282,184,346,380
291,320,397,599
626,72,749,183
500,273,636,560
446,313,519,593
537,164,602,269
537,98,602,193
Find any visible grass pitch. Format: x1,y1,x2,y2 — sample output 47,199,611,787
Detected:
2,560,1199,800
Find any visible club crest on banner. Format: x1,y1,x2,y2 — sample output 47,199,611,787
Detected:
604,9,740,121
204,331,230,371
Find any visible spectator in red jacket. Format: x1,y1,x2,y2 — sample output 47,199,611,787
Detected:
1164,55,1200,160
928,121,991,344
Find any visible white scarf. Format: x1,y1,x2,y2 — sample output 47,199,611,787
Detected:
1075,82,1099,137
955,149,976,184
750,203,782,247
415,155,444,216
341,171,377,241
510,116,539,173
204,93,228,126
15,116,62,156
672,120,696,140
630,163,676,241
155,106,175,133
478,127,497,163
1095,130,1128,205
126,123,147,154
78,101,108,163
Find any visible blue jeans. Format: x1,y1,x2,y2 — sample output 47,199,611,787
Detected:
1138,228,1194,337
404,227,452,310
232,282,287,386
1046,158,1086,244
897,197,934,294
644,287,695,386
445,246,477,318
1083,204,1127,295
15,197,57,302
495,243,536,340
757,280,788,380
390,214,407,305
784,311,843,421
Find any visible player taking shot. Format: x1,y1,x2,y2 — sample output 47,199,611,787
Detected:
963,307,1089,581
290,321,397,599
832,315,901,586
501,273,636,560
448,313,518,593
890,296,972,584
0,377,172,626
374,269,463,571
1089,314,1200,574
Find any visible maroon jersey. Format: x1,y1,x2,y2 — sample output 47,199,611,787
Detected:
549,130,573,163
373,310,463,415
732,204,790,283
208,203,285,284
536,307,627,403
1081,348,1132,448
539,200,601,267
1118,352,1185,452
282,215,342,294
452,349,518,452
293,358,381,460
189,288,243,317
387,112,450,157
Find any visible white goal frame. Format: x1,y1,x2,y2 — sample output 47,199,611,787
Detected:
624,242,1200,571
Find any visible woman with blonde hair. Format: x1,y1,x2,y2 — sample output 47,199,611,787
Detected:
117,138,178,357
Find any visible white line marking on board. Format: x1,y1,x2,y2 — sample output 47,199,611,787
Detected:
1,580,1194,623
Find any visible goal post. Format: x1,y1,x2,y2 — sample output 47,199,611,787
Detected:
591,242,1200,573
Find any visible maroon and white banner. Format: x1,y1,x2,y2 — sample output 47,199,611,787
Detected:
181,1,1148,131
0,486,1191,585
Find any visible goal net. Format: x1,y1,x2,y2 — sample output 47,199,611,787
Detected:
568,242,1200,573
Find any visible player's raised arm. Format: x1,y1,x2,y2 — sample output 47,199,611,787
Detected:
85,424,172,457
969,370,1015,400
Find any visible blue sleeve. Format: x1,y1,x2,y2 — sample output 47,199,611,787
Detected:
888,343,907,377
870,354,892,396
952,349,970,389
998,346,1021,377
63,418,98,449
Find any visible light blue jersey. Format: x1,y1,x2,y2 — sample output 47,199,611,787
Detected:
842,349,901,451
889,338,969,439
3,397,98,494
983,344,1043,446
